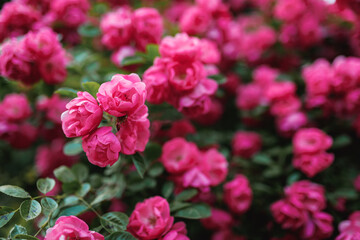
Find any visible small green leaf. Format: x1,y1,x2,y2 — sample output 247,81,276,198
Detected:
14,234,39,240
148,162,164,177
105,232,137,240
174,203,211,219
9,225,27,238
121,56,145,66
162,182,174,199
77,183,91,197
58,204,87,217
145,44,160,61
82,81,100,98
41,197,58,213
36,178,56,194
131,153,147,179
0,185,30,198
55,87,78,98
20,200,42,221
332,134,352,149
208,74,227,84
100,212,129,233
54,166,77,183
175,189,198,202
0,207,15,228
286,172,301,185
78,24,101,37
252,154,273,165
72,164,89,182
64,140,83,156
170,202,191,212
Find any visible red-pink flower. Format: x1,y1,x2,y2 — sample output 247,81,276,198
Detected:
48,0,90,28
293,128,332,155
61,91,103,138
44,216,104,240
265,82,296,103
236,84,265,110
232,131,262,158
253,65,279,88
201,208,233,230
160,222,189,240
292,152,334,178
337,211,360,240
224,174,252,214
302,59,332,98
128,196,174,240
3,122,37,149
1,94,32,122
37,95,69,124
97,74,146,117
82,127,121,167
276,112,308,137
271,199,308,230
199,39,221,64
179,6,211,35
201,148,228,187
301,212,333,240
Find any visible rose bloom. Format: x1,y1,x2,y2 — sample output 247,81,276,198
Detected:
44,216,104,240
37,94,69,125
201,208,233,230
212,229,247,240
0,94,32,122
38,50,68,85
82,126,121,167
4,122,38,149
253,65,279,88
276,112,308,138
302,59,332,97
285,180,326,213
128,196,174,240
293,128,332,155
337,211,360,240
271,199,308,230
292,152,334,178
236,84,265,110
48,0,90,28
166,120,196,139
100,7,133,50
61,91,103,138
201,148,228,187
161,138,199,174
179,6,211,35
159,222,189,240
301,212,333,240
192,98,223,126
224,174,252,214
97,74,146,117
232,131,262,158
265,82,296,103
199,39,221,64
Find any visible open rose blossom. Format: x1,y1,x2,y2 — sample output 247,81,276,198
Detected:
336,211,360,240
97,74,146,117
0,94,32,122
61,91,103,138
293,128,333,155
44,216,104,240
232,131,262,158
82,126,121,167
160,222,189,240
128,196,174,239
271,199,308,230
224,174,252,215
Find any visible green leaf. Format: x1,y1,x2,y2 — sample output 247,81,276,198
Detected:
58,204,87,217
0,206,15,228
121,56,145,67
105,232,137,240
82,81,100,98
175,189,198,202
286,172,301,185
20,200,41,221
41,197,58,213
170,202,192,212
162,182,174,199
62,181,81,193
332,134,352,149
174,203,211,219
55,87,78,98
54,166,77,183
131,153,147,179
72,164,89,182
9,225,27,238
145,44,160,61
0,185,30,198
77,183,91,197
14,234,39,240
208,74,227,84
148,162,164,177
78,24,101,37
144,142,162,161
64,140,83,156
100,212,129,233
252,154,273,166
36,178,56,194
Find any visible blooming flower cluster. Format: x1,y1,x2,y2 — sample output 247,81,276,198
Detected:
336,211,360,239
271,180,333,239
62,74,150,167
0,28,68,85
292,128,334,177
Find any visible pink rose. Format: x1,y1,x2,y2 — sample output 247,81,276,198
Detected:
100,7,133,50
337,211,360,240
302,59,332,98
224,174,252,215
166,120,196,139
44,216,104,240
292,152,334,178
212,229,247,240
128,196,174,240
133,8,163,50
143,59,169,104
39,51,68,85
276,112,308,137
160,138,198,174
4,122,37,149
179,6,211,35
274,0,306,22
293,128,332,155
1,94,32,122
285,180,326,212
61,91,103,138
201,148,228,187
160,222,189,240
97,74,146,117
265,82,296,103
82,127,121,167
232,131,262,158
271,199,308,230
192,98,223,126
301,212,333,240
37,95,69,124
270,96,301,117
236,84,265,110
181,167,211,191
253,65,279,88
48,0,90,28
199,39,221,64
201,208,233,230
159,33,201,62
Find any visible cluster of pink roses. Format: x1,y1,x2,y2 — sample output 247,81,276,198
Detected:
271,180,333,239
100,6,163,67
160,137,228,192
292,128,334,177
0,28,68,85
336,211,360,239
143,33,220,118
128,196,189,240
61,74,150,167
